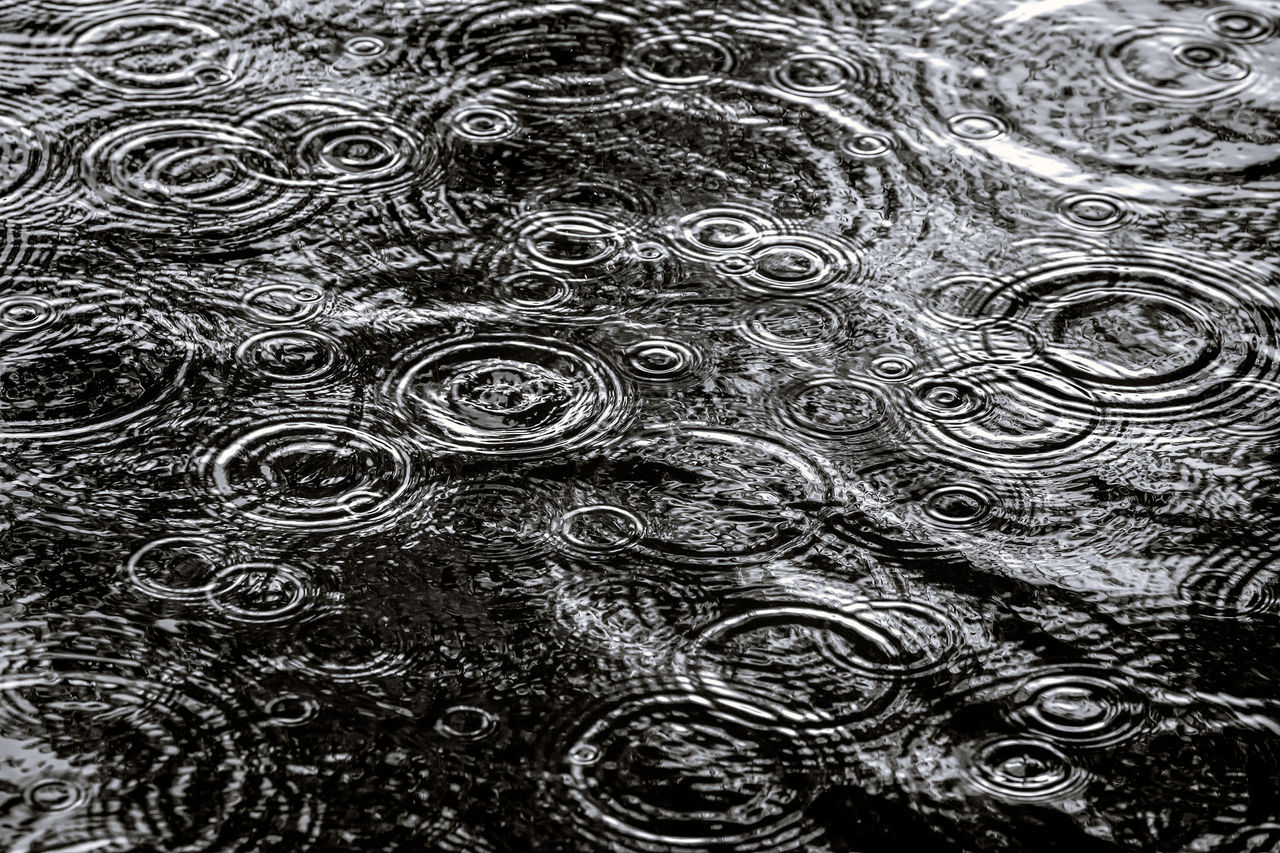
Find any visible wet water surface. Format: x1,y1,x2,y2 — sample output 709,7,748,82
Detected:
0,0,1279,850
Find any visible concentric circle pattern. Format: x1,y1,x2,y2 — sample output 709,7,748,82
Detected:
0,0,1275,850
902,0,1280,196
390,334,629,457
558,694,823,851
199,418,414,530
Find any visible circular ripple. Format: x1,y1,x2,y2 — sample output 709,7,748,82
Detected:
445,104,519,141
496,271,574,312
913,0,1280,186
676,205,781,259
964,737,1086,803
771,51,868,96
1008,668,1147,748
556,505,645,555
0,294,56,332
906,365,1106,470
390,335,628,458
775,375,892,444
561,694,820,851
843,132,895,159
205,562,314,624
851,455,1075,552
1178,544,1280,618
240,97,438,196
201,418,413,530
597,425,835,566
512,210,627,269
839,599,968,678
870,353,918,381
1056,192,1132,231
276,607,415,682
0,301,191,443
343,35,387,56
678,606,906,731
0,115,71,224
0,614,317,853
621,338,702,385
436,705,497,740
1208,8,1277,43
739,231,860,296
737,298,847,352
947,112,1009,140
241,279,328,325
967,254,1280,422
623,32,738,87
237,329,343,385
72,13,240,97
124,535,224,601
1103,27,1253,103
81,115,319,251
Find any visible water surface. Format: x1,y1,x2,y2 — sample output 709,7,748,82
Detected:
1,0,1279,850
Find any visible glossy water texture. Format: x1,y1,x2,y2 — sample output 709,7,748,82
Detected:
0,0,1278,850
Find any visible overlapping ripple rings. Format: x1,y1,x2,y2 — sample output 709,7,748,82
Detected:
0,613,318,853
942,252,1280,425
588,424,836,566
80,112,321,251
902,0,1280,197
198,416,414,531
1,0,1278,849
558,693,823,852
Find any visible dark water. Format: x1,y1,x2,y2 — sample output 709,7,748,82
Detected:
0,0,1278,850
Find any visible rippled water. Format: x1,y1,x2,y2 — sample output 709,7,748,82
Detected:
0,0,1278,850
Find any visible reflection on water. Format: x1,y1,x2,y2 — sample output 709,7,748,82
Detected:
0,0,1277,849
